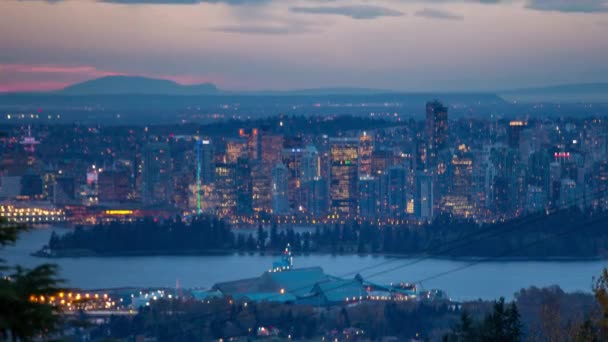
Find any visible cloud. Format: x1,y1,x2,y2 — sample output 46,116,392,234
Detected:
18,0,271,4
414,8,463,20
290,5,404,19
525,0,608,13
99,0,269,4
208,24,311,35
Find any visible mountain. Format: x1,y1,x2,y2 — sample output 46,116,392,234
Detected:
61,76,219,95
500,83,608,102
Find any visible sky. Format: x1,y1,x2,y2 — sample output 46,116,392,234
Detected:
0,0,607,92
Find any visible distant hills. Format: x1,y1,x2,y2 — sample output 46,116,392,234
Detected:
60,75,395,96
61,76,219,95
499,83,608,102
4,75,606,103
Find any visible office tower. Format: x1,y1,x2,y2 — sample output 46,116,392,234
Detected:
282,147,305,211
239,128,259,160
358,132,373,177
236,157,252,215
415,171,434,221
559,178,578,209
261,134,284,166
215,163,237,217
442,154,474,218
372,150,392,176
141,143,173,205
525,185,547,213
301,145,320,184
329,138,359,216
387,166,407,217
225,138,248,163
98,170,130,202
358,175,378,218
425,100,448,169
199,139,215,185
307,177,328,217
527,150,551,194
20,169,43,200
52,176,76,205
250,134,284,213
272,163,289,215
549,161,561,207
508,121,527,149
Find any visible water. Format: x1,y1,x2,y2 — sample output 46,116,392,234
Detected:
2,227,607,301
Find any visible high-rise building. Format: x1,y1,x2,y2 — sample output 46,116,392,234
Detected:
358,175,378,218
215,163,237,217
199,139,215,185
52,176,76,205
141,143,173,205
442,154,474,218
250,134,285,213
387,166,407,217
425,100,449,168
239,128,259,160
508,121,527,149
236,157,252,215
372,150,392,176
329,138,359,216
559,178,578,209
98,170,130,202
358,132,374,177
307,177,328,217
525,185,547,213
272,163,289,214
225,138,248,163
415,171,434,221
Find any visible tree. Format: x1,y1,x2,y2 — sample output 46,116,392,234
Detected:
593,268,608,336
0,219,64,341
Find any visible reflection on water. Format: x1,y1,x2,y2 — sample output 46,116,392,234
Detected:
2,227,605,301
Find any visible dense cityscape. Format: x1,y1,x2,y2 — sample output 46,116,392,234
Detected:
2,100,607,227
2,0,608,340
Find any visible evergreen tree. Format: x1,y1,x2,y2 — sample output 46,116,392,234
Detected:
0,218,64,341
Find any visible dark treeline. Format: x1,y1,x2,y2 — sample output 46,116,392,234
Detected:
48,208,608,258
93,296,475,341
90,284,606,341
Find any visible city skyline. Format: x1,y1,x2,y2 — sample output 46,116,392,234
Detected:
1,0,608,92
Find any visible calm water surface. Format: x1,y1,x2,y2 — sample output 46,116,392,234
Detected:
2,227,606,301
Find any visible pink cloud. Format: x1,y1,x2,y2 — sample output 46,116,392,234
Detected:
0,81,72,93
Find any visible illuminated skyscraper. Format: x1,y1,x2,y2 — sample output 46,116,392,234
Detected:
442,153,474,218
425,100,448,169
141,143,172,205
358,175,378,218
215,163,237,217
252,134,284,213
508,121,527,149
225,138,248,163
236,157,252,215
239,128,260,160
272,163,289,214
199,139,215,185
415,171,434,221
387,165,407,217
329,138,359,216
358,132,373,177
